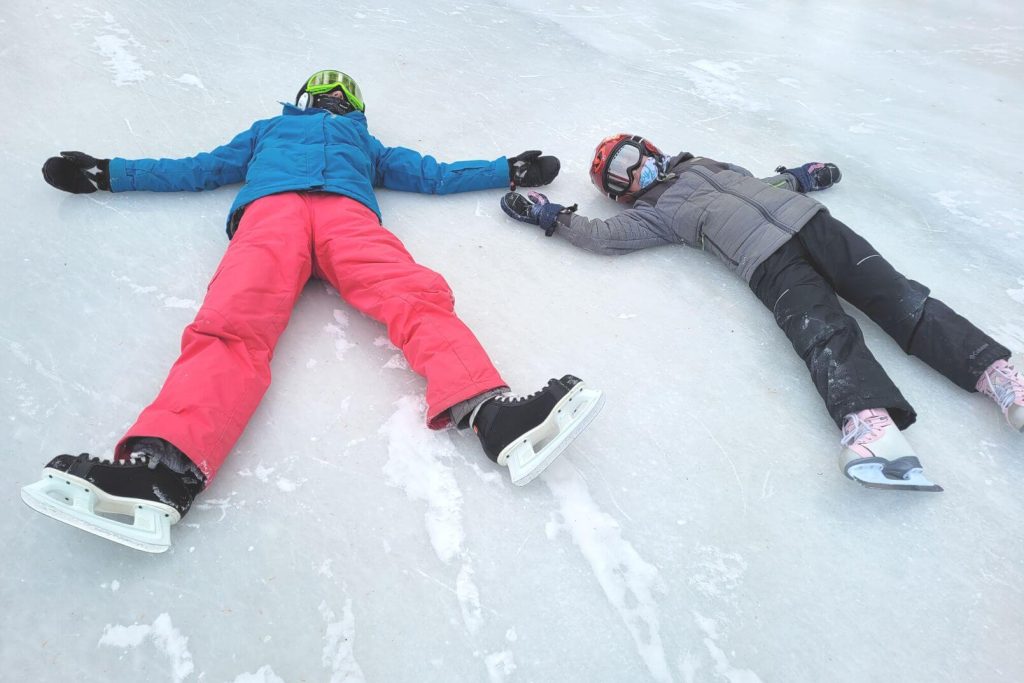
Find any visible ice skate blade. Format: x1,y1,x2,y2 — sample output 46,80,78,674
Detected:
21,469,180,553
502,384,605,486
845,463,944,493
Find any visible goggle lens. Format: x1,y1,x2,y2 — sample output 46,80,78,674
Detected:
304,70,365,111
604,143,643,193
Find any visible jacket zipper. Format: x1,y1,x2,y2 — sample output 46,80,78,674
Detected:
690,166,796,236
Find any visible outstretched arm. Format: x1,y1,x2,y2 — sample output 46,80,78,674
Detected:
500,191,672,256
41,129,255,195
766,162,842,192
109,129,255,192
371,139,559,195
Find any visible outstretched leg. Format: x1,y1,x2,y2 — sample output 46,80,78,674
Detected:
309,194,506,428
23,193,316,550
796,212,1010,391
309,194,603,483
116,193,316,481
749,236,916,429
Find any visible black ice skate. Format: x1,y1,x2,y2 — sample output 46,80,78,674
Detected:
21,449,205,553
471,375,604,486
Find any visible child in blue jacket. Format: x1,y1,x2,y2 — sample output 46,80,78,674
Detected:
24,70,604,552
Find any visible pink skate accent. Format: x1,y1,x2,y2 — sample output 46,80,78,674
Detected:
976,359,1024,431
840,408,895,458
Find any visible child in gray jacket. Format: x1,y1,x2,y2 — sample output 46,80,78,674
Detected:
501,133,1024,492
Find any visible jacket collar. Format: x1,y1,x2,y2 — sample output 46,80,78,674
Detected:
280,103,367,124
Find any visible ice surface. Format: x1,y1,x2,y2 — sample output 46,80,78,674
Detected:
2,1,1023,681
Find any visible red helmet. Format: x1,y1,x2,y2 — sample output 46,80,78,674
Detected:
589,134,665,203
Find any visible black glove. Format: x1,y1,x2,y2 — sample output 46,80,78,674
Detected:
507,150,560,190
775,162,841,193
500,191,576,236
42,151,111,194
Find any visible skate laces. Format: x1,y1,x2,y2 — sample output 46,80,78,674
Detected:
977,360,1024,411
841,409,893,447
493,387,545,405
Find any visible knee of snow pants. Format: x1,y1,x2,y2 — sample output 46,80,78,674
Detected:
308,194,506,429
118,193,314,480
751,239,917,430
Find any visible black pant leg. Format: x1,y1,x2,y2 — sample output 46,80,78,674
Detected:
749,238,917,429
796,212,1010,391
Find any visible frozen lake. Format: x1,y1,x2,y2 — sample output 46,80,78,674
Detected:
2,1,1022,681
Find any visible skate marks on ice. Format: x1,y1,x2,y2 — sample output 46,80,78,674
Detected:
541,462,764,683
78,9,207,93
89,11,153,86
319,599,368,683
1009,278,1024,307
375,335,410,370
684,545,762,683
98,613,194,683
325,309,356,360
227,666,286,683
113,274,199,311
96,600,367,682
540,460,674,682
380,395,518,680
684,613,763,683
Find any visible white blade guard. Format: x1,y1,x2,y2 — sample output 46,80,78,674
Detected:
503,383,605,486
21,469,180,553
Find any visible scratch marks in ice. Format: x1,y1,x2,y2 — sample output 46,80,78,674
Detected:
680,546,761,683
374,335,408,370
682,60,766,112
98,613,194,683
930,190,988,227
92,13,152,86
192,492,239,522
1006,277,1024,306
381,396,465,563
687,544,748,607
484,644,517,682
229,666,286,683
174,74,206,89
319,599,368,683
687,0,748,12
541,461,673,683
691,612,763,683
380,395,483,633
113,275,199,311
238,463,302,493
325,309,356,360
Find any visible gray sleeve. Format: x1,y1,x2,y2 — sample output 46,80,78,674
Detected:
726,163,801,191
759,172,801,192
723,163,754,177
554,206,673,255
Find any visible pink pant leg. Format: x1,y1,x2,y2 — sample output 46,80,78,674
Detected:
310,195,506,428
116,193,314,481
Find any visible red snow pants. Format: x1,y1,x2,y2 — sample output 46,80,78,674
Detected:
115,192,506,481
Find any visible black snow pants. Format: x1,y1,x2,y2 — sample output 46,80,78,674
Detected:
748,211,1010,430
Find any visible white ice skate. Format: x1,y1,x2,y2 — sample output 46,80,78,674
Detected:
976,358,1024,432
839,409,943,492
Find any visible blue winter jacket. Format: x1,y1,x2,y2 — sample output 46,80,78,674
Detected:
107,104,510,236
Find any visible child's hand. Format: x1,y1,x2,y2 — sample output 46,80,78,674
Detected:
500,191,576,236
508,150,560,190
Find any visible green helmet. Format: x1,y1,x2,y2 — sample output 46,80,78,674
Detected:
295,69,365,115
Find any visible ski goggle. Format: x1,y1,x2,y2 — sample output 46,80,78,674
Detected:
604,141,645,194
301,70,365,112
